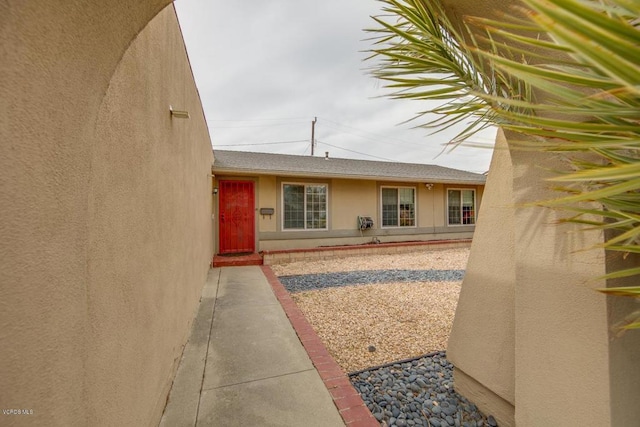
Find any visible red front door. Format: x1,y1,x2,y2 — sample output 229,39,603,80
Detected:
219,180,255,254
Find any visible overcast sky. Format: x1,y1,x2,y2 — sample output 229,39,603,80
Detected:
174,0,496,173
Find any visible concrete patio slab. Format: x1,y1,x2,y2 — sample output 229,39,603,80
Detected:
201,300,314,389
197,369,344,427
159,269,221,427
159,266,346,427
213,266,277,308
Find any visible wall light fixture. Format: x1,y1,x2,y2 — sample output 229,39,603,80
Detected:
169,105,190,119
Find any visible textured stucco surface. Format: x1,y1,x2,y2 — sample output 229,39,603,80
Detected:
1,2,213,426
332,178,378,230
511,142,611,427
605,250,640,427
215,174,482,252
448,130,516,426
451,133,615,427
442,1,638,426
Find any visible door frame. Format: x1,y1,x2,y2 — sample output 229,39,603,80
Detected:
215,178,257,255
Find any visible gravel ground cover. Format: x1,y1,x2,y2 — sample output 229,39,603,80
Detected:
270,248,470,276
272,247,496,426
271,247,469,371
278,269,465,293
351,352,495,427
289,280,460,371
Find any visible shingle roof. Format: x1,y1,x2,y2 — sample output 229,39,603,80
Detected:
212,150,486,185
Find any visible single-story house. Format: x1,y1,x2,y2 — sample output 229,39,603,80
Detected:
211,150,486,254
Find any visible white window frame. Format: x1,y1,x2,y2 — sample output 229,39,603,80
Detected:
281,182,329,231
446,188,477,226
380,186,417,228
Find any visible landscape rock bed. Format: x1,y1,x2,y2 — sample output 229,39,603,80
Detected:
289,280,460,370
278,269,465,293
271,248,499,425
350,352,494,427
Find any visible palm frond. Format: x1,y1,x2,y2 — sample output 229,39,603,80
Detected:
367,0,640,332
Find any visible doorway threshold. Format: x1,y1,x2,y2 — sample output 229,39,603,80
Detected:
212,253,263,268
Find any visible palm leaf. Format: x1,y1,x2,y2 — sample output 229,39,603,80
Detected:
598,286,640,297
366,0,640,332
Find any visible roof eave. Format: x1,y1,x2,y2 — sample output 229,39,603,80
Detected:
211,167,485,185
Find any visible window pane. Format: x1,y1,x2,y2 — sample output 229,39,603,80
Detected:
448,190,461,225
382,188,398,226
399,188,415,226
305,185,327,229
283,184,304,229
462,190,475,225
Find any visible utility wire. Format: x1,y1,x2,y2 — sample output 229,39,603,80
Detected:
213,121,308,129
210,117,310,122
316,140,395,162
321,121,423,149
215,139,308,147
318,116,425,148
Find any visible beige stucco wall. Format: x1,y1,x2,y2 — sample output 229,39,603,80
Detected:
213,174,483,252
1,2,213,426
451,130,628,427
444,2,639,425
448,131,515,426
258,175,278,232
511,143,611,427
605,249,640,427
332,178,378,229
417,184,437,229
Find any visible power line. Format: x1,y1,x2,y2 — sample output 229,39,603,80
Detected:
215,139,308,147
321,121,422,148
213,121,308,129
316,140,395,162
318,116,425,148
210,117,310,122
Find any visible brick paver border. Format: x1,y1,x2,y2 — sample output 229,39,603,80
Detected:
261,266,379,427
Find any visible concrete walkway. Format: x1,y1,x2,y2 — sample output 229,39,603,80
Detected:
159,266,374,427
